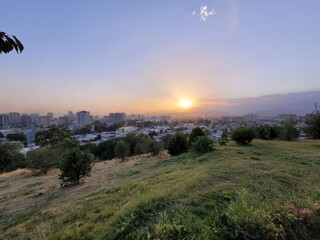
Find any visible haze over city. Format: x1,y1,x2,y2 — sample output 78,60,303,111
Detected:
1,1,320,116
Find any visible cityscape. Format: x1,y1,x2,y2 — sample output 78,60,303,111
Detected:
0,109,310,151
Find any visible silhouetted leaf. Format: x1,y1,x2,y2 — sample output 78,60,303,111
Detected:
4,35,18,52
12,35,24,52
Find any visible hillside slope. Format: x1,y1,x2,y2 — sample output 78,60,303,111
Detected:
1,140,320,239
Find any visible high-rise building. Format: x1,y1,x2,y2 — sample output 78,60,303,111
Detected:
30,113,39,124
21,114,32,126
38,116,49,125
59,116,69,125
245,114,258,123
109,113,127,124
0,114,9,127
8,112,21,125
76,111,91,128
47,112,54,119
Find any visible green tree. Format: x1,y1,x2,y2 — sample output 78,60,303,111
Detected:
114,140,130,161
278,122,299,141
305,104,320,139
167,132,189,156
0,32,24,54
149,140,163,156
231,127,255,145
0,132,4,138
26,147,61,174
253,125,279,140
124,132,139,156
78,125,92,135
94,139,118,160
6,132,26,143
134,142,146,155
35,127,78,150
192,136,214,154
161,134,171,150
59,148,93,186
0,142,25,173
189,127,206,146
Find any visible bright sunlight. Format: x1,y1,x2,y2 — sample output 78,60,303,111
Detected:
179,99,193,109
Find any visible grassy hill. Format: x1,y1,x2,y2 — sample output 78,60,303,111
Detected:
0,140,320,239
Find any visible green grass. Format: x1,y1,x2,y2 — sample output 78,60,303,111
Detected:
1,140,320,239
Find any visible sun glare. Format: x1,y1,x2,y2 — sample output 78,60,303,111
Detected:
179,99,193,109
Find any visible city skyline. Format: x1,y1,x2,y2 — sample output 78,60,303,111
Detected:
1,1,320,115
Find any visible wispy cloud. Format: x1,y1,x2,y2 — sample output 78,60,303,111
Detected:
193,6,215,22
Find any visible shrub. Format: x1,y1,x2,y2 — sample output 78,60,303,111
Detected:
0,142,25,173
189,127,206,146
191,136,214,154
278,122,299,141
167,132,189,156
253,125,279,140
231,127,254,145
26,147,61,174
114,140,130,161
59,148,93,186
94,139,118,160
149,140,163,156
305,104,320,139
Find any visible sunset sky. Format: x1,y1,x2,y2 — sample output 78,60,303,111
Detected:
1,1,320,116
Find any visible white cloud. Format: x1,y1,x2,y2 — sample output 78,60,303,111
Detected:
199,5,215,22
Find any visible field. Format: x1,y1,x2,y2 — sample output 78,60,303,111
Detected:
0,140,320,239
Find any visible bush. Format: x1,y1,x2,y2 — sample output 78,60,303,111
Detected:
231,127,254,145
305,104,320,139
253,125,279,140
191,136,214,154
0,142,25,173
278,122,299,141
94,139,118,160
59,148,93,186
114,140,130,161
189,127,206,146
167,132,189,156
26,147,61,174
149,140,163,156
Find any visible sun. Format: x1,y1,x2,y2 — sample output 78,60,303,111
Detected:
179,99,193,109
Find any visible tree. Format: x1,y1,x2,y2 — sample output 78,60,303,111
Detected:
26,147,61,174
35,127,78,150
6,132,26,143
0,142,25,173
253,125,279,140
0,32,24,54
148,140,163,156
231,127,254,145
161,134,171,150
167,132,189,156
94,139,118,160
305,104,320,139
189,127,206,146
191,136,214,154
134,142,146,155
278,122,299,141
0,131,4,138
124,132,139,156
59,148,93,186
114,140,130,161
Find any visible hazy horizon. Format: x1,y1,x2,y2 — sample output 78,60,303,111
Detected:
1,1,320,115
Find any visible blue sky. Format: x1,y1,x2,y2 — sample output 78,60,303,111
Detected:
1,0,320,115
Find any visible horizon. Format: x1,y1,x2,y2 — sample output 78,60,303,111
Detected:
1,1,320,115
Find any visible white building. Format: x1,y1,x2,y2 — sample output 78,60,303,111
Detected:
76,111,91,128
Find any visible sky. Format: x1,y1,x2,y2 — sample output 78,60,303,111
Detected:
1,0,320,116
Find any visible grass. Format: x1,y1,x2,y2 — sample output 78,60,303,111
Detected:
0,140,320,239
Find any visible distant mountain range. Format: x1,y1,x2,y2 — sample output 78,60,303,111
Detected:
172,91,320,118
